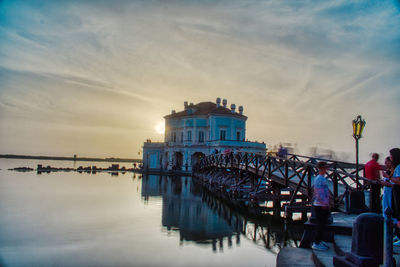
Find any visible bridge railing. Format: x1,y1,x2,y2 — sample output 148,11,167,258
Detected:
195,152,372,209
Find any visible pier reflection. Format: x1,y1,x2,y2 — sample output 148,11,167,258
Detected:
141,175,303,253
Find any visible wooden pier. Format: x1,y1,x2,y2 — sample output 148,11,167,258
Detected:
192,152,375,219
192,152,390,266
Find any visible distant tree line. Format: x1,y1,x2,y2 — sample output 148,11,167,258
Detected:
0,154,142,163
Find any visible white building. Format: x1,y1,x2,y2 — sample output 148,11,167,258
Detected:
142,98,266,171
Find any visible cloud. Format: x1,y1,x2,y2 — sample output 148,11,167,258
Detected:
0,66,153,129
0,0,399,159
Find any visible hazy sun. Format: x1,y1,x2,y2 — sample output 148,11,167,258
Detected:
154,121,165,135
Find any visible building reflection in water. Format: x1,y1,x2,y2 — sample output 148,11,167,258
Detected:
141,175,302,253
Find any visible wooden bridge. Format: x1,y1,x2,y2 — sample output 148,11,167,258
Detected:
193,152,374,218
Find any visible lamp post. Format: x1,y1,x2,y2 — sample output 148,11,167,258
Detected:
352,115,366,184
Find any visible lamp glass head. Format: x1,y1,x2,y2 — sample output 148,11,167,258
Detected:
352,115,366,139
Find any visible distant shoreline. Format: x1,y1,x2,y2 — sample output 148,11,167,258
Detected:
0,154,142,163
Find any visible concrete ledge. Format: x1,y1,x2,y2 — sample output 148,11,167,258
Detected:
312,242,335,267
333,235,351,257
277,247,314,267
300,227,334,248
303,212,355,236
300,213,355,249
332,256,358,267
303,222,352,236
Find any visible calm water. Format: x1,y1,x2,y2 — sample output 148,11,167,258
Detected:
0,159,301,267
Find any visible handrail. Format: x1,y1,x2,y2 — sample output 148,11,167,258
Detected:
286,153,365,167
194,152,371,210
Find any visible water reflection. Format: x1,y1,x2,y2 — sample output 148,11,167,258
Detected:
141,175,303,253
1,159,287,266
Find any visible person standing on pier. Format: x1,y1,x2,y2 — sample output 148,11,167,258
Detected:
379,156,400,246
386,149,400,240
387,149,400,215
364,153,382,213
381,156,395,216
312,161,331,251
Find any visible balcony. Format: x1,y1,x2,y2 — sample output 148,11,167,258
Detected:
160,139,266,153
207,140,266,150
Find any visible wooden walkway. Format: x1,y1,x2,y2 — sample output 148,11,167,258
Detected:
193,153,375,215
193,153,390,266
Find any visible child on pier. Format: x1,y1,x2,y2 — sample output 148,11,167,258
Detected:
312,161,331,251
381,157,394,216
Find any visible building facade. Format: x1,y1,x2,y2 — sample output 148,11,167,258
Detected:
142,98,266,171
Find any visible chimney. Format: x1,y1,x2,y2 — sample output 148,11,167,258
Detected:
238,106,243,115
230,104,236,113
171,110,176,114
216,97,221,107
184,101,188,110
222,99,227,108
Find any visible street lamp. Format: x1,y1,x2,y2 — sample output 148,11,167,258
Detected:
352,115,366,181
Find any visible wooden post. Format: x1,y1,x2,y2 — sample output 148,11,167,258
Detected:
344,187,350,213
284,205,292,221
302,209,307,221
285,160,288,187
273,185,281,217
307,166,312,203
267,156,272,180
250,174,255,191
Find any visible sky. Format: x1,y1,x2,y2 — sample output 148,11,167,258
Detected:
0,0,399,162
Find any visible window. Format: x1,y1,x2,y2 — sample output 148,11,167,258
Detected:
236,131,241,141
198,131,204,143
220,130,226,141
187,131,192,141
181,132,184,143
173,132,176,142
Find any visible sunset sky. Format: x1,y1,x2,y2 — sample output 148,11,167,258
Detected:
0,0,399,162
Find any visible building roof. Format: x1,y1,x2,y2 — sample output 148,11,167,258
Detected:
164,101,247,120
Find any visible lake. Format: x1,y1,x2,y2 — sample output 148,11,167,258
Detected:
0,159,302,267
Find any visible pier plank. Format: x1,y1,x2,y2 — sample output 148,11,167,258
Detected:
276,247,314,267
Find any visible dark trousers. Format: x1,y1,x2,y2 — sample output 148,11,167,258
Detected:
370,184,381,213
393,185,400,220
314,205,329,244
